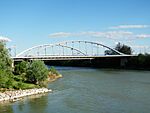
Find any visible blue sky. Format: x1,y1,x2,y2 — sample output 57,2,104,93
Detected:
0,0,150,55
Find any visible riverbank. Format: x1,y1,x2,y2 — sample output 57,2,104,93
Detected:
0,73,62,103
48,73,63,82
0,88,52,102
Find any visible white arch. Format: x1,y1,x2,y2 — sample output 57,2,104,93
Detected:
16,43,86,57
16,40,124,57
58,40,124,55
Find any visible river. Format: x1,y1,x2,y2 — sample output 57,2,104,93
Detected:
0,67,150,113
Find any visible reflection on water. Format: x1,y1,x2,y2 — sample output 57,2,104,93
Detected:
0,67,150,113
0,93,48,113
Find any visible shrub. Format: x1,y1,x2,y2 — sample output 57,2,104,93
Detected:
26,60,49,85
49,66,59,76
14,60,29,75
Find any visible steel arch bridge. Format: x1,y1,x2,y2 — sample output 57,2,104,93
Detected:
16,40,125,58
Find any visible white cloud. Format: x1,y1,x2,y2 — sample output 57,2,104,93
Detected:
0,36,11,42
131,45,149,48
49,31,150,41
109,25,149,29
49,32,72,38
49,32,87,38
136,34,150,38
89,31,134,40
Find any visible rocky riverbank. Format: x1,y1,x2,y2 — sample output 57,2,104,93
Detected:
0,88,52,102
48,73,63,82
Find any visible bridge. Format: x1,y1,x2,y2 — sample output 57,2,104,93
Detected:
12,40,137,67
12,40,135,61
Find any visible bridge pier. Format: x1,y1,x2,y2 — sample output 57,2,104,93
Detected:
93,57,131,68
120,58,128,67
12,60,14,68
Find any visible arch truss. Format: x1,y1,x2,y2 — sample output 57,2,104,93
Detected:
16,40,124,57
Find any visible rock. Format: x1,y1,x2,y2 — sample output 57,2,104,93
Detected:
0,88,52,102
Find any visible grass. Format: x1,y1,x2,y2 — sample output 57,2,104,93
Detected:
13,81,39,90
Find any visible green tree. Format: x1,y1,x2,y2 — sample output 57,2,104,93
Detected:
15,60,29,75
0,70,14,88
0,42,12,71
104,43,132,55
104,49,118,55
0,42,14,88
115,43,132,55
26,60,49,85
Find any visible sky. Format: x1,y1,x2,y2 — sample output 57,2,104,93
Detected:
0,0,150,55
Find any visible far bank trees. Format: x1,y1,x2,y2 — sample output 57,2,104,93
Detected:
105,43,132,55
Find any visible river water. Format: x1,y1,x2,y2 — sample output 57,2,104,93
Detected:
0,67,150,113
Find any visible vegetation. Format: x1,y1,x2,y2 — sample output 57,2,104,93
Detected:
103,42,150,69
47,66,62,82
14,60,29,75
0,42,14,89
105,42,132,55
115,43,132,55
0,42,60,90
127,53,150,69
49,66,60,76
26,60,49,85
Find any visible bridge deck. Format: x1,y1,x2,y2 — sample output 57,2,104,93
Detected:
12,55,137,61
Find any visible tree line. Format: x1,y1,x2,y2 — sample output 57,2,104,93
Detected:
105,42,150,69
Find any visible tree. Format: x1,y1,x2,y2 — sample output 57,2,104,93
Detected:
104,43,132,55
14,60,29,75
26,60,49,85
0,42,14,88
0,42,51,89
115,43,132,55
104,50,118,55
0,42,12,71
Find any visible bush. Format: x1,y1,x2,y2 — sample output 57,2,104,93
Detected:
0,42,14,89
14,60,29,75
26,60,49,85
0,70,14,88
0,70,9,88
0,42,12,71
49,66,59,76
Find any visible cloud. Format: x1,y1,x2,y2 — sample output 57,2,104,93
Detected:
49,31,150,41
131,45,150,48
88,31,134,40
136,34,150,38
109,25,149,29
49,32,87,38
49,31,132,38
0,36,11,42
49,32,72,38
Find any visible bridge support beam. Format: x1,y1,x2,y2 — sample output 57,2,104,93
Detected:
11,60,14,68
120,58,128,67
